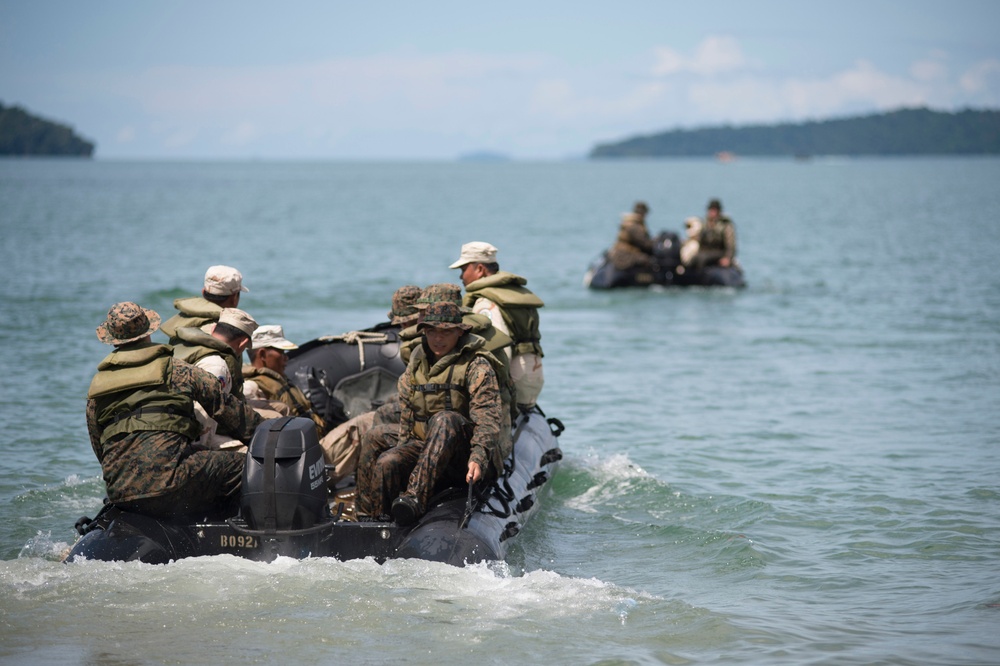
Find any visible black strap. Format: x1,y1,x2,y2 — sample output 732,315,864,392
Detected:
109,405,180,425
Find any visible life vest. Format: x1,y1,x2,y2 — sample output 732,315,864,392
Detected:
242,365,326,434
87,343,200,444
160,296,222,342
171,326,245,397
462,271,544,357
699,216,734,252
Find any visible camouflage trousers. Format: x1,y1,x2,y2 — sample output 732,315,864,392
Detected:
373,393,401,426
355,410,471,519
114,448,245,519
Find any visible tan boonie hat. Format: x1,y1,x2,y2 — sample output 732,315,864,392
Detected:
448,241,498,269
218,308,258,341
204,265,249,296
96,301,161,345
387,285,422,325
417,301,471,331
252,324,299,351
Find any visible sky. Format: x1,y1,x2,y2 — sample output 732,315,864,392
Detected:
2,1,999,160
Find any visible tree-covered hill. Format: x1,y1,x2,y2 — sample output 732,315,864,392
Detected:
0,102,95,156
590,107,1000,158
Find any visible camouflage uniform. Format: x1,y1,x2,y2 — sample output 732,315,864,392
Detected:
694,214,737,268
608,212,657,271
87,302,261,519
355,303,504,519
693,200,737,269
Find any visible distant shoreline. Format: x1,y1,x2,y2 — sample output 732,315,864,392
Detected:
590,107,1000,158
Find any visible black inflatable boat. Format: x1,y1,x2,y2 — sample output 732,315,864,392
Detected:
584,231,746,289
66,325,564,567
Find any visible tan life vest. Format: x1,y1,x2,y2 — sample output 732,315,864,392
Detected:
160,296,222,342
242,365,327,435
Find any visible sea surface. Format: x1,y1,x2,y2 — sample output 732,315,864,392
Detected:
1,157,998,665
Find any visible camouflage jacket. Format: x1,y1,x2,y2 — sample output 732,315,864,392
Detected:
699,216,737,260
86,353,262,504
399,335,503,472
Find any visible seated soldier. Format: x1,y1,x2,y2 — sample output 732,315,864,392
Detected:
160,265,249,344
355,302,507,525
243,324,328,437
86,302,261,519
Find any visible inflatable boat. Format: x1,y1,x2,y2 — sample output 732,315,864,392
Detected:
66,325,564,567
584,231,746,289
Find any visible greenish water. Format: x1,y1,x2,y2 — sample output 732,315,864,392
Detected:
1,157,999,665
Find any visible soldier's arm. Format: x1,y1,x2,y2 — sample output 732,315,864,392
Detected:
466,357,502,471
397,371,415,435
85,398,104,463
173,360,262,442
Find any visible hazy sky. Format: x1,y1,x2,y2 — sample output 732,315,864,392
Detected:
2,1,999,159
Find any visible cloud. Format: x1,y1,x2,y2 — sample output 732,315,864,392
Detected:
652,36,748,76
960,58,1000,93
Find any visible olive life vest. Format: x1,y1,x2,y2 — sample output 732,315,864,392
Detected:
616,218,654,253
160,297,223,342
171,326,245,397
87,343,200,444
242,365,326,434
699,216,734,252
462,271,544,357
400,313,517,411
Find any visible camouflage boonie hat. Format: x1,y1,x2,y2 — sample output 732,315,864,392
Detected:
388,285,422,325
96,302,161,345
417,301,471,331
415,283,464,310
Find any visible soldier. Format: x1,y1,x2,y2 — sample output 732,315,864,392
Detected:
160,265,249,344
607,201,658,275
86,302,262,519
450,241,545,411
693,198,737,269
355,301,506,525
171,307,257,450
243,324,328,436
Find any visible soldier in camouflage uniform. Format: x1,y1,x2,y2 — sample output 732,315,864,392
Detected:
160,265,249,344
86,302,262,519
355,301,506,525
692,198,737,270
607,201,657,273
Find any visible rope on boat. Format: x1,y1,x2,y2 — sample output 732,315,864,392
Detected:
316,330,390,371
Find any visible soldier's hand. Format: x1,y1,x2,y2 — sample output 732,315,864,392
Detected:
466,461,482,484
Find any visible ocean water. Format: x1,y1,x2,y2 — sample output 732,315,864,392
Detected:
1,157,998,665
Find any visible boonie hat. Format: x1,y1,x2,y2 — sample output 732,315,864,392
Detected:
218,308,258,341
707,198,722,211
448,241,498,269
417,302,471,331
96,301,161,345
415,283,464,310
204,265,249,296
387,285,422,325
252,324,299,350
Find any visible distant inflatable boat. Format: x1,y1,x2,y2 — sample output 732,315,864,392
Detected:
584,231,746,289
66,324,563,567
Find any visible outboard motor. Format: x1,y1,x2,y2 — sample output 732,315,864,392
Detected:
241,417,329,531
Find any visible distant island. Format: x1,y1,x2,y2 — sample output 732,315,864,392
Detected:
0,102,95,157
590,107,1000,158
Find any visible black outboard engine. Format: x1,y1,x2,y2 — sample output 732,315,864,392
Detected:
241,417,329,531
